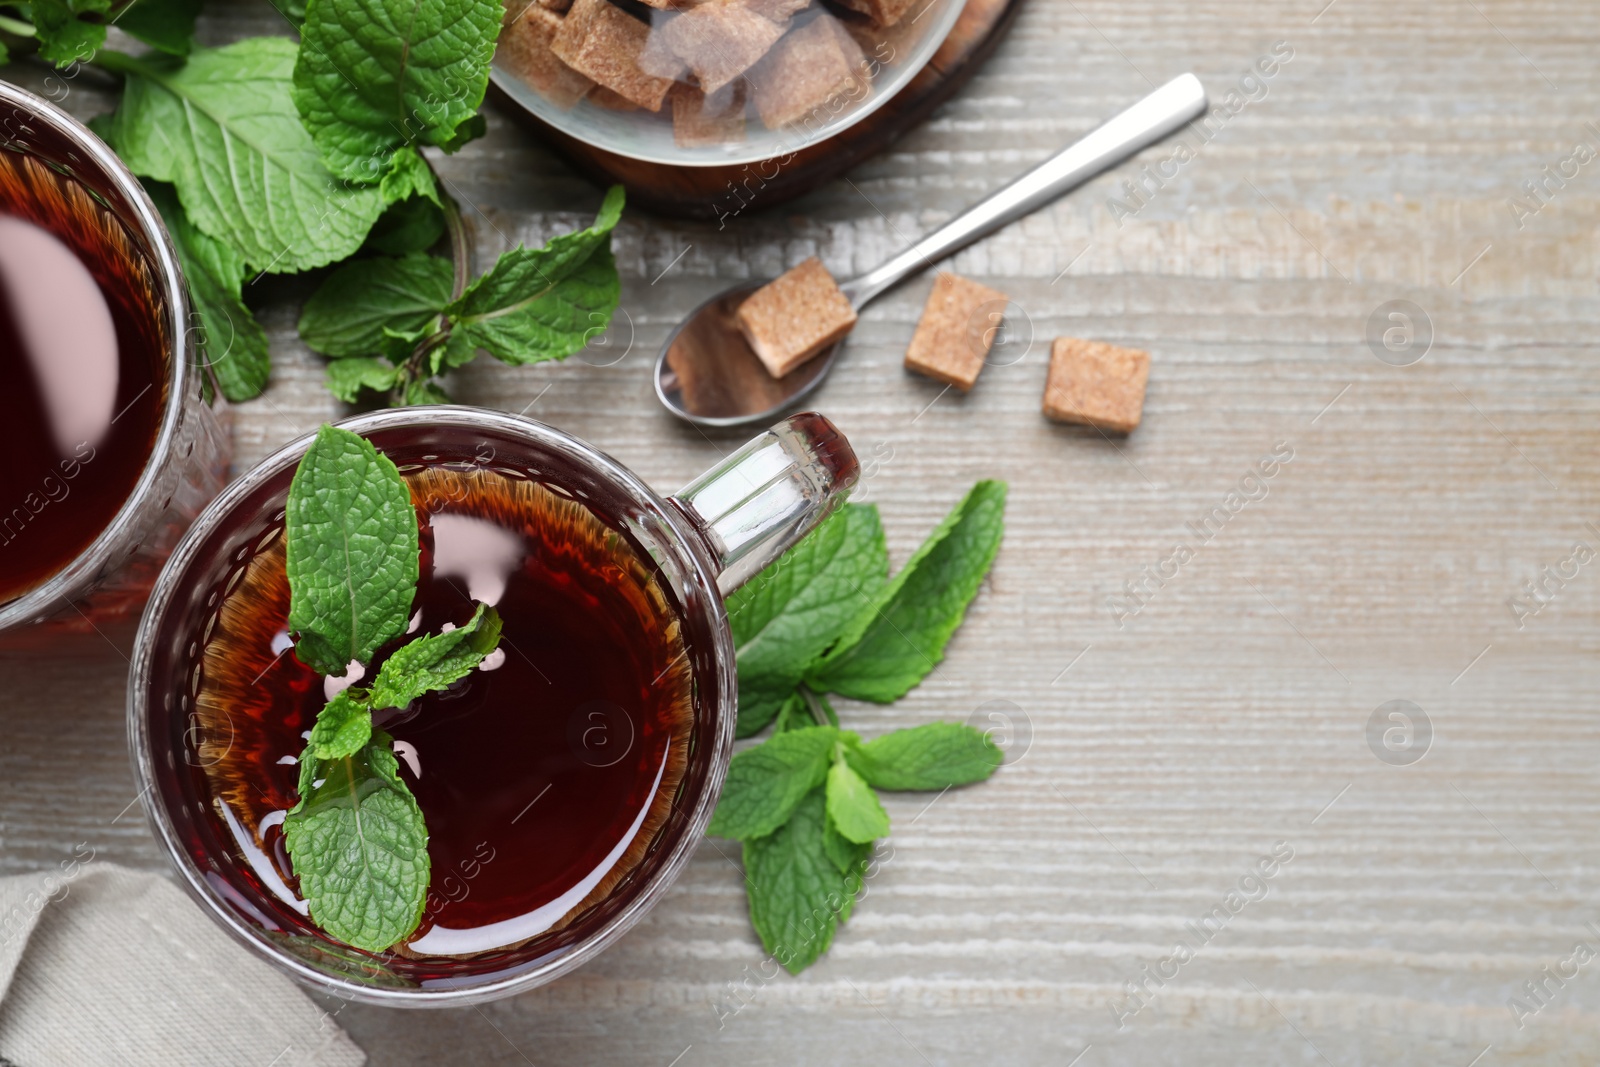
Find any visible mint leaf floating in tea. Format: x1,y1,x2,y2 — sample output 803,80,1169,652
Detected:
285,729,430,954
284,425,418,676
710,482,1008,973
278,424,505,953
306,688,372,761
367,602,502,710
95,40,385,274
292,0,501,182
725,504,887,737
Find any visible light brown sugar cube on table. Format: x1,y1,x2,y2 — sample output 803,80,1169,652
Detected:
902,272,1008,391
552,0,675,111
750,14,869,129
1042,337,1150,434
735,257,858,378
498,7,594,109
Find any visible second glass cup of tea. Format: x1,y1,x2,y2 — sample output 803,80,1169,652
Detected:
129,406,858,1006
0,80,230,649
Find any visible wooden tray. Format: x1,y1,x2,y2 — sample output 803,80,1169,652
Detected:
492,0,1026,220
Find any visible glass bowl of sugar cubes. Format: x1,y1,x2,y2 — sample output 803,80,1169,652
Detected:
491,0,967,166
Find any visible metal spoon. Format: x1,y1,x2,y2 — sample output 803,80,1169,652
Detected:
653,73,1209,428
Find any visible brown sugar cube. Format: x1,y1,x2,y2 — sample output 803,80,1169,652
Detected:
552,0,675,111
735,257,858,378
670,81,748,147
536,0,573,13
586,84,642,110
750,13,869,129
902,272,1009,392
1042,337,1151,434
498,7,594,109
745,0,810,20
832,0,915,26
655,0,788,94
843,8,918,65
638,15,690,79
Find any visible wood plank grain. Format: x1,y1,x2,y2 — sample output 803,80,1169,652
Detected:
4,0,1600,1061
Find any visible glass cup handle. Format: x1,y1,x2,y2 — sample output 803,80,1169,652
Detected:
671,412,860,595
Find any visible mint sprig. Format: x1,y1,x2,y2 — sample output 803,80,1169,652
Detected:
713,483,1008,973
295,185,625,404
280,424,504,954
15,1,625,406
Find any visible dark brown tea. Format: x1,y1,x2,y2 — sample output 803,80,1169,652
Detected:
185,456,698,967
0,147,166,604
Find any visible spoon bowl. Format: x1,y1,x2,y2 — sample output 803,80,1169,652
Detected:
653,73,1209,428
654,281,845,428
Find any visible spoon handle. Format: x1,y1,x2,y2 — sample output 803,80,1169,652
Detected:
841,73,1208,308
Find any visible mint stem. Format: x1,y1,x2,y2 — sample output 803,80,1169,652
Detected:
0,14,37,36
799,685,831,728
393,155,469,404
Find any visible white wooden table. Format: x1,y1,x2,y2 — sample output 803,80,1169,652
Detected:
4,0,1599,1061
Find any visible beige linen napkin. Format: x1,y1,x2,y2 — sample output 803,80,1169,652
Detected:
0,863,365,1067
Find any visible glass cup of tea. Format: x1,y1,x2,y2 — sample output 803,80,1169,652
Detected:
128,406,858,1006
0,80,230,649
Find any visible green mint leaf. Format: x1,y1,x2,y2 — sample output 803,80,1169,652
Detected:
825,756,889,844
116,0,200,55
298,253,454,358
431,330,478,373
707,725,837,841
292,0,500,182
368,604,502,709
822,810,871,876
806,481,1007,703
30,0,106,64
325,357,401,403
365,196,446,256
144,182,270,402
444,185,624,366
284,731,429,953
847,722,1003,791
400,377,451,406
307,688,373,760
728,503,887,737
774,689,837,734
742,788,864,974
378,147,441,208
285,424,419,676
97,41,384,273
772,692,811,734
